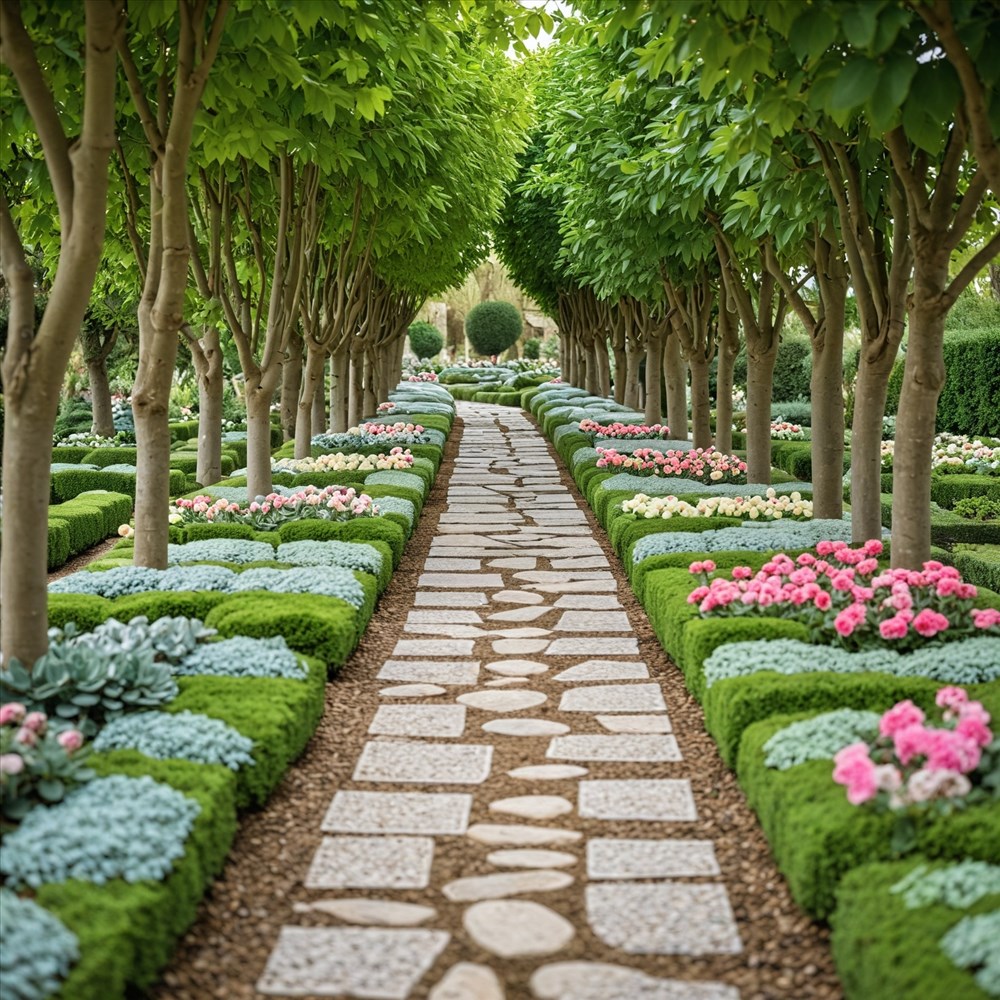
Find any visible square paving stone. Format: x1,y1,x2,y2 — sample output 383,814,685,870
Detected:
586,839,720,879
419,573,505,589
554,611,632,632
305,835,435,889
577,780,696,820
321,791,473,835
558,683,667,714
354,741,493,784
392,639,476,657
414,592,488,607
546,637,639,655
585,883,742,955
368,704,467,738
257,926,450,997
531,583,621,595
547,736,682,764
552,661,649,682
377,660,480,686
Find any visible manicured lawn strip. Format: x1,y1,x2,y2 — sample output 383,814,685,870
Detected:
736,714,1000,919
830,858,998,1000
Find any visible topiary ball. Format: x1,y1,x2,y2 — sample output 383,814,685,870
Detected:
464,301,523,357
408,321,444,360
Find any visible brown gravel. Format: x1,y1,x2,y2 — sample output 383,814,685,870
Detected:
47,536,119,581
150,408,844,1000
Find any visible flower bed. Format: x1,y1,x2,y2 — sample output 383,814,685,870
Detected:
271,449,415,475
579,418,671,439
312,422,434,450
771,420,806,440
621,490,812,522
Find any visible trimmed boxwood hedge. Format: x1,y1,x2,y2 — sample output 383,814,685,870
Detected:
930,473,1000,509
953,544,1000,592
880,494,1000,546
275,517,406,567
51,468,188,503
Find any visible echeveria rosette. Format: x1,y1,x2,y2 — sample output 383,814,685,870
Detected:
596,446,747,485
831,687,996,852
579,418,671,440
687,541,1000,652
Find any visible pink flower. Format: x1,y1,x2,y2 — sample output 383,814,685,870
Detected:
814,591,832,611
0,702,26,726
833,743,878,804
972,608,1000,629
834,608,859,637
732,566,753,580
879,615,910,640
14,726,37,748
0,753,25,776
912,608,949,638
57,729,85,753
955,714,992,750
23,711,47,734
905,768,971,803
879,700,926,738
935,686,969,710
893,723,930,766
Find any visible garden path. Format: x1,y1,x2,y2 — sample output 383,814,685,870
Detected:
247,403,830,999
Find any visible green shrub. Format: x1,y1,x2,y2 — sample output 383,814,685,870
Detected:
880,494,1000,546
523,337,541,359
408,321,444,359
953,545,1000,593
931,474,1000,510
831,858,999,1000
464,301,523,356
47,520,72,569
937,329,1000,436
50,446,93,464
80,447,139,467
276,517,406,567
51,469,187,503
954,496,1000,521
205,593,359,671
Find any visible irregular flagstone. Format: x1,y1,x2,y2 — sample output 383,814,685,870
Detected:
463,900,576,958
514,570,615,583
291,898,437,926
424,558,484,571
577,779,698,821
490,626,553,639
547,735,681,763
488,557,538,569
546,636,639,654
379,683,448,698
443,868,574,902
466,824,583,846
490,590,545,605
354,742,493,785
414,591,489,607
457,690,547,712
428,963,505,1000
548,557,611,570
491,638,550,654
558,683,667,714
553,610,631,632
487,607,553,622
403,623,488,638
529,962,741,1000
553,594,623,609
258,926,450,998
321,790,473,835
487,849,578,869
586,839,720,879
407,610,484,624
484,678,529,688
483,719,569,737
585,883,743,955
596,714,672,734
508,764,588,780
392,638,476,657
488,795,573,820
528,581,620,594
305,835,435,890
377,660,480,686
552,660,649,681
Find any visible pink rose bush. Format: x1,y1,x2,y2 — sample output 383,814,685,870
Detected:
832,688,995,824
0,705,93,821
376,401,397,413
596,446,748,484
169,485,378,531
405,371,439,382
688,539,1000,651
580,419,671,439
771,420,805,440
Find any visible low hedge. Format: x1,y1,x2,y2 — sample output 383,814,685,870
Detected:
275,517,406,567
736,713,1000,918
612,516,742,572
880,494,1000,546
831,858,999,1000
51,468,188,503
952,544,1000,592
50,446,94,464
46,492,133,557
37,752,238,1000
930,473,1000,509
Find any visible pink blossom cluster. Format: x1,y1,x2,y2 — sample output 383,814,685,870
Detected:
1,704,85,778
405,372,438,382
688,540,1000,651
377,401,397,413
596,447,747,484
579,419,671,439
357,421,425,435
833,687,992,809
170,485,378,529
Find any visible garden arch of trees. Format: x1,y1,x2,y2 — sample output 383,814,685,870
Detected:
2,0,999,668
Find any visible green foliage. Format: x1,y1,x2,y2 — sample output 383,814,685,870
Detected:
408,321,444,359
39,492,133,566
734,338,811,402
955,496,1000,521
953,546,1000,594
464,301,523,356
763,709,881,770
0,889,80,1000
938,331,1000,437
523,337,542,359
50,468,187,503
931,476,1000,511
940,912,1000,996
276,517,406,567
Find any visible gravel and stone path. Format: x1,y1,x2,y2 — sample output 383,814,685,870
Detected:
154,403,840,1000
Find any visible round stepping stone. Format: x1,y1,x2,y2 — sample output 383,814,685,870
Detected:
530,961,740,1000
443,869,573,902
491,590,544,604
380,683,447,698
291,898,437,926
596,714,671,734
489,795,573,820
463,900,575,958
485,659,549,677
457,690,547,712
429,962,504,1000
492,638,550,654
467,824,582,847
508,765,588,781
483,719,569,737
487,849,577,869
484,678,529,688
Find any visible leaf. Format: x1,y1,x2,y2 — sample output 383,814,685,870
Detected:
789,10,838,64
618,160,640,175
829,60,880,113
38,779,65,803
841,3,882,51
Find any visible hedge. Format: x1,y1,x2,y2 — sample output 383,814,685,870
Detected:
936,329,1000,436
880,494,1000,546
952,545,1000,593
831,858,999,1000
51,468,188,503
929,474,1000,510
275,517,406,567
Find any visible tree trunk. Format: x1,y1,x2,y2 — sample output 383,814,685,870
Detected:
295,343,325,459
280,334,303,442
596,336,612,398
663,333,687,440
688,358,712,450
745,345,778,484
245,381,275,498
330,344,350,432
623,341,643,410
715,306,738,456
349,349,365,427
851,351,897,542
612,341,627,403
890,255,949,568
363,351,378,416
312,364,326,434
810,272,847,520
193,329,224,486
585,337,601,395
88,358,115,437
644,332,663,424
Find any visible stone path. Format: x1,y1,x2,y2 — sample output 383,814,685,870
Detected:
257,403,743,999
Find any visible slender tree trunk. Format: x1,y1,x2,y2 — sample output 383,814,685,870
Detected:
851,352,897,542
363,350,378,416
245,381,275,497
688,358,712,450
644,332,663,424
295,343,325,458
745,345,778,484
715,305,738,456
585,337,601,395
281,334,302,442
811,279,847,520
192,329,224,486
623,340,642,410
331,344,350,432
349,349,365,427
663,332,687,440
596,337,612,398
312,363,326,433
612,341,627,403
88,358,115,437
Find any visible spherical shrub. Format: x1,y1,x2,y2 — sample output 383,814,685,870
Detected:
408,321,444,360
465,301,523,357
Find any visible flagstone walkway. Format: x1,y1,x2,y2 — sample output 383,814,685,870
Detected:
252,404,770,999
